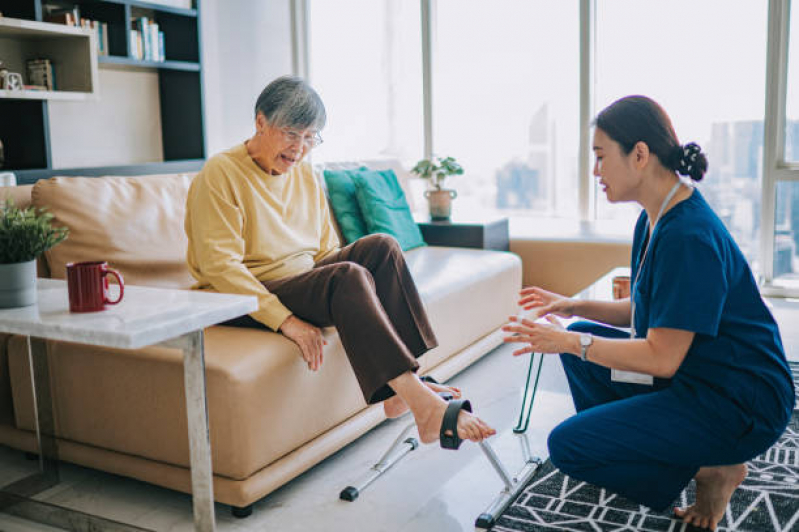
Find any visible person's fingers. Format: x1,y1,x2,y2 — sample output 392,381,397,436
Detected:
503,324,535,335
513,346,534,356
545,315,564,330
315,335,323,370
518,295,542,306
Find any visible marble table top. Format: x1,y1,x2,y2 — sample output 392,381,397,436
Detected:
0,279,257,349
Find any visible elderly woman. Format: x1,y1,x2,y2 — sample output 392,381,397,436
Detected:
185,76,494,449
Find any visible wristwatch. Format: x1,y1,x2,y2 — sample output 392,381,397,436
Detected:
579,333,593,362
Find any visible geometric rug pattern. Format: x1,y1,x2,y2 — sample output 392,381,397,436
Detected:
491,362,799,532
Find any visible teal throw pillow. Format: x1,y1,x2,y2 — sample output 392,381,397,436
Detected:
351,169,426,251
323,168,369,244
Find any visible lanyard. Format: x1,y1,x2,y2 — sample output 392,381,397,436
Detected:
630,180,685,339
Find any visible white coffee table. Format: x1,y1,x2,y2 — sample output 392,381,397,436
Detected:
0,278,257,532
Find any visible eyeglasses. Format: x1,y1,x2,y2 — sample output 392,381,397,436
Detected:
280,127,323,149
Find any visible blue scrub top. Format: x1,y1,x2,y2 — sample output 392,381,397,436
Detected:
631,188,794,429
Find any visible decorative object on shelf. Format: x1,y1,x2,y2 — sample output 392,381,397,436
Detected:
0,60,23,91
27,58,55,90
411,155,464,220
0,199,69,308
0,69,23,91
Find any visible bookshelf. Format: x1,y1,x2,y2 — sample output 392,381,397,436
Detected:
0,0,204,183
0,17,98,99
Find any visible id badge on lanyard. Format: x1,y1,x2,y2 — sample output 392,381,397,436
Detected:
610,180,685,386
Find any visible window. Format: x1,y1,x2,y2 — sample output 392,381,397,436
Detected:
308,0,423,165
431,0,579,218
786,1,799,163
594,0,768,266
773,182,799,288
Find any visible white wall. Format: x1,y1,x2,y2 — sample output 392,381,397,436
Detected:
201,0,294,157
49,69,164,169
47,0,294,167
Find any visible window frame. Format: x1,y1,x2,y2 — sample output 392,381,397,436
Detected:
761,0,799,296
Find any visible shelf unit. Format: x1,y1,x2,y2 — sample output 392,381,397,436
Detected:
0,0,204,184
0,16,98,99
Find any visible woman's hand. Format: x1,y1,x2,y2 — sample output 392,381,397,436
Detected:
518,286,576,318
502,315,571,356
279,315,327,371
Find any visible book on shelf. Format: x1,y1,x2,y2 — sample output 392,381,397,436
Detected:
130,17,166,62
43,4,80,26
44,8,108,56
26,59,55,91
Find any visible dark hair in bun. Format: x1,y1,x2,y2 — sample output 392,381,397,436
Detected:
594,95,708,181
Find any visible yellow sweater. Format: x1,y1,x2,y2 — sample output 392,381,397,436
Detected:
185,143,340,330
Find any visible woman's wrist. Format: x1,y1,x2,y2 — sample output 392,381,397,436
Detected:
567,298,581,318
565,331,581,357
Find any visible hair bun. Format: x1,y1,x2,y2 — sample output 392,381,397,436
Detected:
675,142,708,181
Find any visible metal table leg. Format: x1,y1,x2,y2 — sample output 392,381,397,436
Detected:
179,330,217,531
0,336,152,531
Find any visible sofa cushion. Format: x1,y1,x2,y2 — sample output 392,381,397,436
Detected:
32,175,196,288
7,246,521,480
322,168,369,244
351,169,426,251
406,246,521,372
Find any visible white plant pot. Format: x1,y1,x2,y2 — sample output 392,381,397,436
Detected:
424,188,458,220
0,260,37,308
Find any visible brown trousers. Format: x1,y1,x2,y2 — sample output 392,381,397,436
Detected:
225,234,438,404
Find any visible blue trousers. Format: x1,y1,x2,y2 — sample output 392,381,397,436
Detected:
548,321,786,511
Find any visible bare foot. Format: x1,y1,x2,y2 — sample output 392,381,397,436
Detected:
673,464,747,530
413,396,495,445
383,381,462,419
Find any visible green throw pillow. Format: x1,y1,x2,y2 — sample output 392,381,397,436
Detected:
351,169,426,251
323,168,369,244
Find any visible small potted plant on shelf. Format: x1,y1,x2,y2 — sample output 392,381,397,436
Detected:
411,155,464,220
0,199,68,308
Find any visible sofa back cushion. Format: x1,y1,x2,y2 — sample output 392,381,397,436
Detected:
32,174,196,288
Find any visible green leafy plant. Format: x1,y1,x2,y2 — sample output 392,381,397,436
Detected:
411,155,464,190
0,199,69,264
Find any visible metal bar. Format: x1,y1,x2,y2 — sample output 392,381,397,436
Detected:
182,330,216,531
478,441,514,490
0,491,154,532
374,423,417,469
475,460,541,530
27,336,59,481
513,353,543,434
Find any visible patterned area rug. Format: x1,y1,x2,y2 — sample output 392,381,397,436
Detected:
491,362,799,531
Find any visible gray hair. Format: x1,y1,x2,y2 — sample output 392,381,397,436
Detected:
254,76,326,131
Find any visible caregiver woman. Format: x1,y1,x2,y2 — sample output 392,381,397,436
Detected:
503,95,793,531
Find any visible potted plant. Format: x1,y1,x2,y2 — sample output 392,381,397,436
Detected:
0,199,68,308
411,155,464,220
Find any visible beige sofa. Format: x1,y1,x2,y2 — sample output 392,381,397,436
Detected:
0,170,521,515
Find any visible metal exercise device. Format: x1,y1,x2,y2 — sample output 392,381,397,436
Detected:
340,354,546,529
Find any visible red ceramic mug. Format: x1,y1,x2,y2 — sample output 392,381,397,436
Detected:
66,261,125,312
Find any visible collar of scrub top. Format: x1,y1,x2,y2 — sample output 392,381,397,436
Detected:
630,179,692,338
